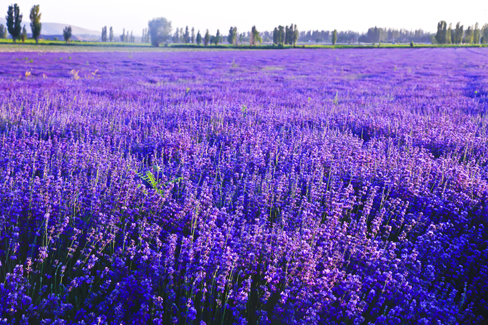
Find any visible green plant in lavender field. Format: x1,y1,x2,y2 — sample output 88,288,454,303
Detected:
136,165,183,195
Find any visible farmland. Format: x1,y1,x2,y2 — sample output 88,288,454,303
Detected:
0,48,487,324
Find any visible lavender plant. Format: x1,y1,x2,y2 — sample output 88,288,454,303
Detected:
0,48,487,324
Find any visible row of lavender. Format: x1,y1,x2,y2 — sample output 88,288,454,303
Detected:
0,48,487,324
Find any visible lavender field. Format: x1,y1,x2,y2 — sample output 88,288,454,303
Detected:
0,48,487,324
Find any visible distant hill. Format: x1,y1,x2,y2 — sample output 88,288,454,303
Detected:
0,17,100,40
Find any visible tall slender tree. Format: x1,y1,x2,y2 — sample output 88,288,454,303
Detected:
101,26,107,42
446,23,452,44
214,29,220,45
196,30,202,45
228,26,237,45
474,23,480,44
454,23,463,44
184,26,189,43
6,4,23,43
191,27,195,43
273,27,278,45
289,24,298,46
0,24,6,39
332,29,337,45
29,5,41,44
435,21,447,44
278,26,284,45
109,27,113,42
250,26,261,46
21,24,26,42
174,28,179,43
464,26,474,44
204,29,210,46
481,24,488,44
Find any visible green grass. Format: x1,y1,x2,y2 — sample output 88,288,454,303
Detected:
0,38,487,52
0,38,150,47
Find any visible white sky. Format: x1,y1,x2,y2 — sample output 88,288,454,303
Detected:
4,0,488,35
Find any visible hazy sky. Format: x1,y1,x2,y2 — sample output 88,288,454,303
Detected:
4,0,488,35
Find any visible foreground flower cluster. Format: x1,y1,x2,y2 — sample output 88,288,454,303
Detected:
0,48,487,324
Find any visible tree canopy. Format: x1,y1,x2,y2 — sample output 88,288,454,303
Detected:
6,4,22,43
29,5,42,44
63,26,72,43
148,17,172,47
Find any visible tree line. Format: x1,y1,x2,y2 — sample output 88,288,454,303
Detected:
435,21,487,44
3,3,74,44
357,27,430,44
3,5,488,47
147,18,268,47
2,3,139,44
2,4,41,43
272,24,299,46
100,26,136,43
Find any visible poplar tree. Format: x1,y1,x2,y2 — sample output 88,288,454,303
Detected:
184,26,189,43
291,24,298,46
204,29,210,46
464,26,474,44
332,29,337,45
286,25,291,45
6,4,22,42
228,27,233,44
441,21,447,44
196,30,202,45
0,24,6,38
109,27,113,42
454,23,463,44
214,29,220,45
474,23,480,44
29,5,41,44
446,23,452,44
101,26,107,42
191,27,195,43
174,28,179,43
250,26,261,46
21,24,26,42
481,24,488,44
435,21,447,44
273,27,278,45
278,25,284,44
228,26,237,45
